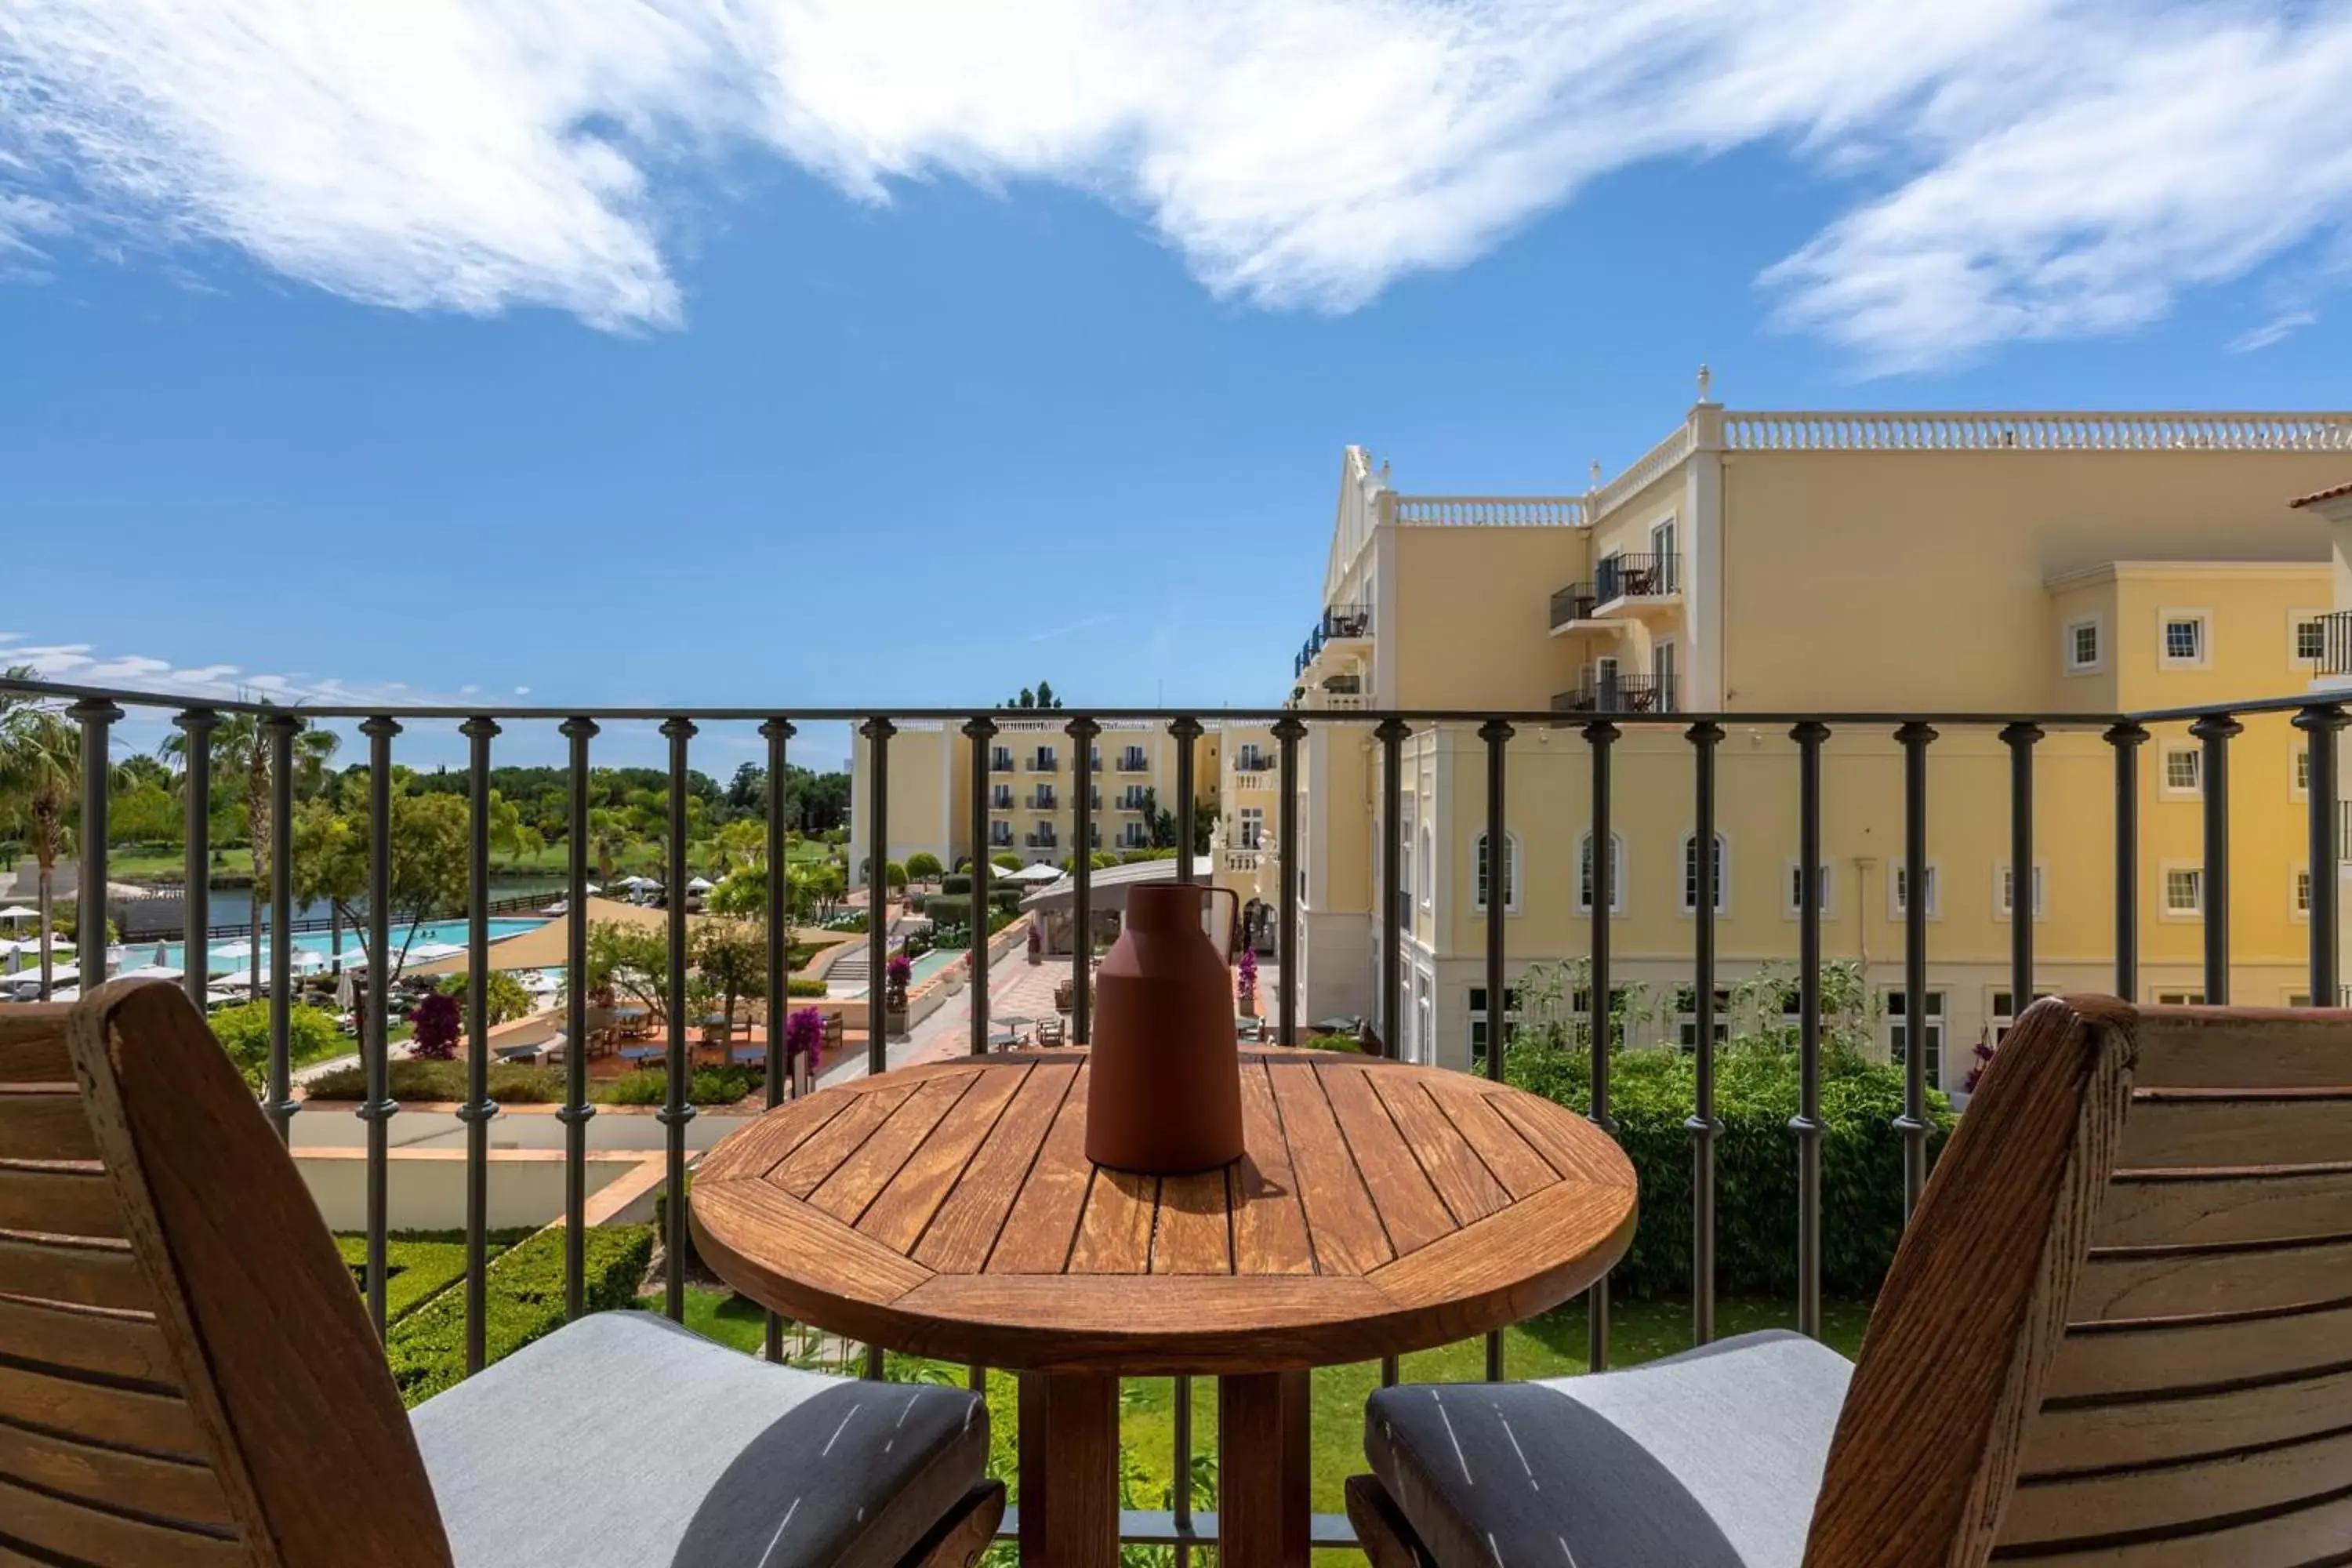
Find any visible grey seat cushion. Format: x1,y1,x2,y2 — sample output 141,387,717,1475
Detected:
412,1311,988,1568
1365,1330,1852,1567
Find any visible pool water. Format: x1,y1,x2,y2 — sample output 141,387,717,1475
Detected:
118,919,544,978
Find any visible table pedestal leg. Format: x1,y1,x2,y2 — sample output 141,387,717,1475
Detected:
1018,1371,1120,1568
1219,1368,1310,1568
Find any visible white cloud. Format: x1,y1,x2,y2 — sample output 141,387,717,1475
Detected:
2230,310,2318,354
0,632,447,709
3,2,2350,366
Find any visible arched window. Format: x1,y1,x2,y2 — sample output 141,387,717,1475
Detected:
1473,831,1520,913
1577,832,1627,915
1680,832,1729,914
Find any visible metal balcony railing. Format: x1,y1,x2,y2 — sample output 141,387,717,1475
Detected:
1595,552,1678,604
1323,673,1363,695
2319,609,2352,677
1235,754,1276,772
1551,583,1598,630
1295,604,1374,677
990,753,1015,773
1029,756,1058,772
6,670,2347,1559
1554,674,1677,714
1117,753,1149,771
1027,790,1057,811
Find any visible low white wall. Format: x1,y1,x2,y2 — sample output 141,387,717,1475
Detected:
296,1149,644,1233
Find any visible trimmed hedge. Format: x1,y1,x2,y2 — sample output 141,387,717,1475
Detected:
942,873,972,895
306,1060,561,1103
786,977,829,997
387,1224,654,1406
1505,1041,1955,1301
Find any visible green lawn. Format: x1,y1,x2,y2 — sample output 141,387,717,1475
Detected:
332,1230,529,1323
657,1290,1870,1565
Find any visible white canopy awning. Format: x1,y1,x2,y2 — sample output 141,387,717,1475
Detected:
685,876,715,892
0,906,39,922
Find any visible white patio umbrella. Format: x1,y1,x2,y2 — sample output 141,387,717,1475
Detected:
115,964,183,982
0,906,39,922
686,876,714,893
1004,862,1067,884
618,875,657,890
583,881,603,895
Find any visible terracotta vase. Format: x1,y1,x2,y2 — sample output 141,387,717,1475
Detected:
1086,884,1243,1174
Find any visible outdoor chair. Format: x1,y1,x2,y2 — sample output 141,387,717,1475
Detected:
1347,997,2352,1566
1035,1016,1066,1047
0,980,1004,1567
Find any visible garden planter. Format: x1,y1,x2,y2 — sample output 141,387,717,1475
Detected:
1086,884,1243,1174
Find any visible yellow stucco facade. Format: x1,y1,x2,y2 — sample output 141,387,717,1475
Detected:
1272,405,2352,1091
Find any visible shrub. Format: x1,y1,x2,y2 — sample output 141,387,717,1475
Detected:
595,1071,666,1105
991,852,1022,871
304,1059,561,1103
1505,1039,1954,1300
884,860,908,891
437,970,535,1025
784,1007,825,1069
592,1069,752,1106
210,1001,345,1089
786,977,828,997
905,851,943,881
334,1231,529,1324
409,993,461,1060
886,954,913,989
384,1225,653,1405
921,894,974,929
942,873,972,895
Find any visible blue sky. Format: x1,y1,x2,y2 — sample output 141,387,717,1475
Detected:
6,2,2351,768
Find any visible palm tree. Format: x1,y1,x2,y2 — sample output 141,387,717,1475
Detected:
588,808,631,884
486,790,543,868
0,673,81,996
160,706,338,990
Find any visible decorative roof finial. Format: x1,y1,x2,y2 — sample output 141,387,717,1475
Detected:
1379,458,1391,481
1588,459,1602,488
1697,363,1714,404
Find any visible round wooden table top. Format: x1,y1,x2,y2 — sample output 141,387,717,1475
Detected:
691,1049,1636,1374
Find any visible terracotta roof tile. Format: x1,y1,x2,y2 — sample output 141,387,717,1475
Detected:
2290,480,2352,508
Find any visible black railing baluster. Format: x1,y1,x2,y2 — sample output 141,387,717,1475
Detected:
864,718,893,1080
1586,717,1619,1370
360,715,401,1340
2296,706,2343,1005
1791,720,1828,1341
70,701,118,998
264,712,299,1143
1071,717,1101,1044
1685,720,1722,1346
561,717,599,1323
1375,715,1406,1388
2191,713,2241,1002
659,717,698,1327
1479,719,1512,1381
966,719,996,1062
2002,724,2042,1017
173,708,216,1013
1173,718,1202,881
2107,723,2147,1000
1894,723,1936,1219
758,718,793,1359
1275,717,1304,1047
459,716,500,1375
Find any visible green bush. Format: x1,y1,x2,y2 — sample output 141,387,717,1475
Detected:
941,873,972,896
905,851,943,881
386,1225,653,1405
588,1069,752,1107
210,1001,346,1089
303,1059,561,1103
991,852,1022,871
437,970,536,1025
922,894,974,929
786,977,829,997
1505,1039,1953,1300
594,1071,666,1106
334,1230,531,1323
884,860,908,890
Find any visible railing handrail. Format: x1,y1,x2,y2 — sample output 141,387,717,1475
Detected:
1721,409,2352,452
1392,495,1585,527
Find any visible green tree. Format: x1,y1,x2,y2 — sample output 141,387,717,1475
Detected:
904,851,943,882
160,706,339,990
109,779,180,848
486,789,544,868
690,918,767,1033
586,921,669,1022
992,851,1022,871
587,808,632,883
0,673,79,989
437,969,535,1026
209,1000,343,1090
289,789,470,977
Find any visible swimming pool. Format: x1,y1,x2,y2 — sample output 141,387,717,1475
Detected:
118,919,545,978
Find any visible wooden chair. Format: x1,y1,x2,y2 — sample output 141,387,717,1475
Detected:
0,980,1004,1566
1347,997,2352,1566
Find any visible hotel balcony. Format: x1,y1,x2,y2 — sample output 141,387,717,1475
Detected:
1294,602,1372,681
1552,673,1676,714
1027,789,1058,811
7,671,2350,1566
1551,553,1680,633
2316,609,2352,678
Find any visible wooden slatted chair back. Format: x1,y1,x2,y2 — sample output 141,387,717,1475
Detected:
1807,997,2352,1566
0,981,452,1566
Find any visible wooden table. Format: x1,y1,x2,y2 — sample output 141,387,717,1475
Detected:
691,1049,1636,1568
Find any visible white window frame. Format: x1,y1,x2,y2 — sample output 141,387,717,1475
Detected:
1991,987,2056,1046
1889,862,1941,920
1417,824,1434,911
2063,615,2104,676
1886,988,1947,1087
1671,985,1732,1051
1780,860,1835,919
1577,832,1628,916
2293,865,2312,922
1473,830,1522,915
2159,743,2204,800
2161,862,2205,920
2294,742,2312,801
1679,831,1730,916
1994,861,2048,923
2290,608,2328,666
1238,806,1264,851
1468,984,1523,1067
2158,608,2212,670
2154,989,2205,1007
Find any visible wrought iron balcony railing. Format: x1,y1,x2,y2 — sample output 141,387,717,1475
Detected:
4,671,2344,1559
1551,584,1598,628
1595,551,1678,604
1554,674,1676,714
2318,609,2352,677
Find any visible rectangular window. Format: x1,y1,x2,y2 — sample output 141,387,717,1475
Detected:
1577,834,1626,915
2155,990,2205,1006
1468,985,1521,1070
1997,862,2046,920
2296,746,2312,797
1992,988,2056,1046
1033,746,1057,770
1671,986,1732,1051
2161,612,2209,666
2298,618,2328,662
2296,868,2312,917
1783,862,1834,916
1121,746,1147,770
1888,989,1946,1087
1680,833,1729,915
1239,807,1264,850
2064,618,2101,673
2165,866,2204,916
2161,746,2202,797
1891,864,1940,919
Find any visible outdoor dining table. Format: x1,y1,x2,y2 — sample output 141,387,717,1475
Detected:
690,1047,1637,1568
